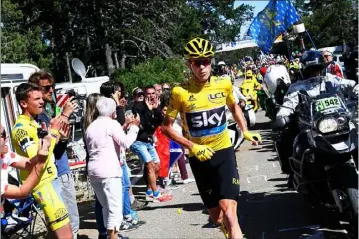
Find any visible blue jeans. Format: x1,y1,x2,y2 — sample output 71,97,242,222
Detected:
130,141,160,163
95,163,132,234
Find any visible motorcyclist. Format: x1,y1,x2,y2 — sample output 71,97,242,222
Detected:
277,50,357,119
274,50,358,177
243,70,261,90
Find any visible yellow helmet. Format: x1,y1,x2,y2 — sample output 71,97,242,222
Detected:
246,70,253,77
184,38,214,60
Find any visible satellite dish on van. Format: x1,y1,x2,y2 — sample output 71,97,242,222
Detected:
72,58,87,79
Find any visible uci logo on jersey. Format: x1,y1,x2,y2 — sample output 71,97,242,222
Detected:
208,92,226,104
186,106,226,137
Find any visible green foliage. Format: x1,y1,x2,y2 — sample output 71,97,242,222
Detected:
293,0,358,49
216,47,261,65
111,57,186,94
1,0,53,69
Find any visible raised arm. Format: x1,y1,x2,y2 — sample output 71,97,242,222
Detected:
111,117,140,148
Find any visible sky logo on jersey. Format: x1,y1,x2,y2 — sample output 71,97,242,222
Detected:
186,106,227,137
208,92,226,104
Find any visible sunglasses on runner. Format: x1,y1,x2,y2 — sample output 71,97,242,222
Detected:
41,84,54,92
190,59,212,67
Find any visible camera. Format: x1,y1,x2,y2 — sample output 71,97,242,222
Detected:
67,89,78,101
37,128,48,139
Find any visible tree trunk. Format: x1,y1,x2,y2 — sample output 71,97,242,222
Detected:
114,52,120,69
66,52,73,83
105,43,115,75
120,53,126,69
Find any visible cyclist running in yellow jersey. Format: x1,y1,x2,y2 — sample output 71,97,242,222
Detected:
162,38,262,239
11,83,73,239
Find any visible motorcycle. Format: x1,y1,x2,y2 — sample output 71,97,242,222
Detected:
273,86,358,235
240,80,260,112
226,87,257,150
234,86,256,128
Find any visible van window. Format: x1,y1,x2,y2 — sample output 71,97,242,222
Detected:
1,74,24,81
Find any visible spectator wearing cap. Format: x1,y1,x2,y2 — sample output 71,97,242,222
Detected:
132,88,145,102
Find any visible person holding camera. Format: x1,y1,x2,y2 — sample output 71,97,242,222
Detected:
131,85,170,202
11,83,73,239
28,71,80,238
100,81,146,232
85,97,140,239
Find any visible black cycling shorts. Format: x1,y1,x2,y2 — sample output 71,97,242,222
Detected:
189,146,240,209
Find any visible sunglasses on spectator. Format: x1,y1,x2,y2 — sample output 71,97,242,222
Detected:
190,59,211,67
163,87,170,90
41,84,54,92
1,130,6,140
1,130,8,143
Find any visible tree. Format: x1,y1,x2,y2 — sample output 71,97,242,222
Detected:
3,0,255,82
1,0,52,68
185,0,254,44
293,0,358,49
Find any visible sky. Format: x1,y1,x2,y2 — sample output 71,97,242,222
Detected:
234,0,270,39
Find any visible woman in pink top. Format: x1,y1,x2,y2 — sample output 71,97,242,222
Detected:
85,97,140,239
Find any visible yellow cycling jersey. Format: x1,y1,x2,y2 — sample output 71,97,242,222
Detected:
11,115,57,191
167,76,236,152
241,78,261,90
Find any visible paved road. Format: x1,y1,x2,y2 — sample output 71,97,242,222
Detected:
77,110,352,239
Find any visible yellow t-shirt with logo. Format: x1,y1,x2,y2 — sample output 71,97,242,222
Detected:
11,115,57,191
166,76,235,152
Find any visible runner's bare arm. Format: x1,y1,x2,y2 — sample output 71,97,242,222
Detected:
162,116,194,150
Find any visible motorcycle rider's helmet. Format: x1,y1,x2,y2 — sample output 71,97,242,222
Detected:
246,70,253,78
184,37,214,60
300,50,326,77
263,65,291,94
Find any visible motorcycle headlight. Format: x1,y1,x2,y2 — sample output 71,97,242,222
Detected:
318,117,338,133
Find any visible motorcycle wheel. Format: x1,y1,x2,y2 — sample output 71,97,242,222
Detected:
345,188,358,236
244,109,256,128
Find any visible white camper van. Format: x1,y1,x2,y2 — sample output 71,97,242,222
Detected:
1,63,109,170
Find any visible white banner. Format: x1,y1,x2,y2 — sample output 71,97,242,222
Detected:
215,40,258,53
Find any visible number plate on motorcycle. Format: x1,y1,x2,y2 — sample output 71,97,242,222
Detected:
315,96,341,112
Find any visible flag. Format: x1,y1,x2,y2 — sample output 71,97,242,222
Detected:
169,140,183,170
247,0,300,53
